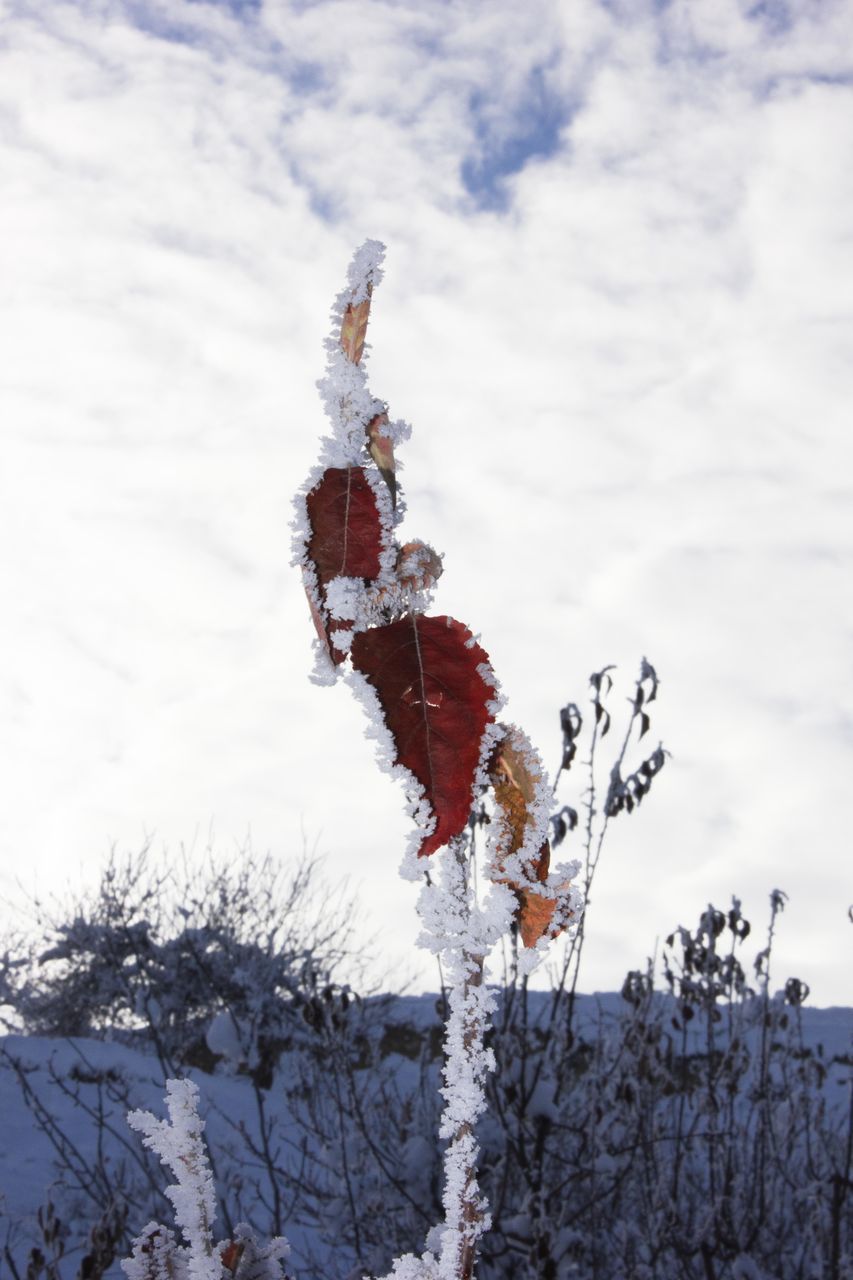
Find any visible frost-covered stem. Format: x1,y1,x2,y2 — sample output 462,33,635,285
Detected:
376,838,506,1280
430,841,497,1280
441,949,487,1280
127,1080,221,1280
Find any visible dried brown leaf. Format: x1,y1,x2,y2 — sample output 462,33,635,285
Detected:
489,728,576,948
489,730,547,866
340,292,372,364
518,892,559,949
396,541,443,592
366,411,397,504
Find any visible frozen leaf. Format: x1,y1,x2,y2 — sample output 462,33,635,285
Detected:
590,665,615,737
337,241,383,362
221,1242,243,1274
638,656,659,703
305,466,386,662
350,616,498,856
221,1227,291,1280
515,898,550,948
488,728,576,948
396,541,443,592
340,292,372,365
489,731,547,862
367,411,397,505
305,467,383,584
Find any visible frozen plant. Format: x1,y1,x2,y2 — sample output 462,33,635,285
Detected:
126,1081,219,1280
123,1080,291,1280
292,244,585,1279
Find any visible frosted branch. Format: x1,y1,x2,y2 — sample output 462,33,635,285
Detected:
416,843,516,1280
126,1080,220,1280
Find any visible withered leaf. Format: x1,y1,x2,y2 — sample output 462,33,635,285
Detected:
489,728,575,948
340,291,372,364
366,411,397,505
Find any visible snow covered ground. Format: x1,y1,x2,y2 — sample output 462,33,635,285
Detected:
1,992,850,1279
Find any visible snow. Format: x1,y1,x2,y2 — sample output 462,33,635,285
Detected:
205,1010,244,1066
309,241,395,475
323,576,367,622
124,1224,186,1280
377,1252,439,1280
362,465,401,590
342,240,385,308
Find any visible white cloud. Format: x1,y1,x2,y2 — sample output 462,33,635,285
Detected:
1,0,851,1003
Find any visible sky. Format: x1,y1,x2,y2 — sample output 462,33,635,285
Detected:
1,0,852,1004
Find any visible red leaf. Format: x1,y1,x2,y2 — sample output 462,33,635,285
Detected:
306,467,383,584
305,466,386,662
351,615,497,856
220,1242,244,1275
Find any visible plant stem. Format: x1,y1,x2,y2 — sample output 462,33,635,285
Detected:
431,841,496,1280
444,948,486,1280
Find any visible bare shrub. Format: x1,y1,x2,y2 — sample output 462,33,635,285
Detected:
2,846,362,1081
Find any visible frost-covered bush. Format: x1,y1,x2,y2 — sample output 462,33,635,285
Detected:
0,1195,127,1280
471,893,851,1280
3,890,848,1280
286,896,849,1280
1,848,361,1083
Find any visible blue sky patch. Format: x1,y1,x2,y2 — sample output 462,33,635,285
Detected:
745,1,796,37
461,65,573,212
127,0,261,48
598,0,674,15
185,0,262,13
